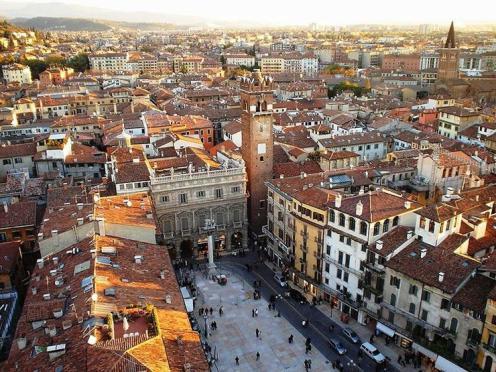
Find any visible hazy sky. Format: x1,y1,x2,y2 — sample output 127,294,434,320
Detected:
11,0,496,25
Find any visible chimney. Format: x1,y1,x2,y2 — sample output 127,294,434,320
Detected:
96,217,106,236
31,287,37,295
77,217,84,226
420,248,427,258
52,256,59,265
404,201,411,209
356,200,363,216
37,258,44,269
3,203,7,213
77,203,83,210
376,240,383,250
280,174,284,179
160,270,165,279
438,272,445,282
446,187,454,196
335,194,342,208
475,195,479,202
17,337,27,350
407,230,413,239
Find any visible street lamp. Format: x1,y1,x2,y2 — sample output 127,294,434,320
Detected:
203,314,208,339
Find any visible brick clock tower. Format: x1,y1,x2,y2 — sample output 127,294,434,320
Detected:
437,21,459,81
240,70,274,237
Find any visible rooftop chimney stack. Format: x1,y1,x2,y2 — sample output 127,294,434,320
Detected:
376,240,383,250
420,248,427,259
356,200,363,216
438,272,445,282
335,194,342,208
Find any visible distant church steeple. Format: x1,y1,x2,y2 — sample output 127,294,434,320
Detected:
444,21,456,48
437,21,459,81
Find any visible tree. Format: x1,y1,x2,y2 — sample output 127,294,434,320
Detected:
23,59,48,79
66,54,89,72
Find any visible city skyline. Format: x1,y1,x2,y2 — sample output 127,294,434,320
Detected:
1,0,495,26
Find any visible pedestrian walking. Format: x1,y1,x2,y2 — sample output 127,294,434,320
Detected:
288,334,293,343
259,330,262,340
256,352,260,361
199,307,203,316
255,308,259,317
370,334,375,343
304,359,309,371
235,356,239,365
209,307,213,316
305,337,311,346
252,309,255,317
308,359,312,369
219,306,223,317
256,328,259,338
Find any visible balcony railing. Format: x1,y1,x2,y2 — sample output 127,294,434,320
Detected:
325,257,363,277
483,343,496,355
150,165,245,185
262,225,290,254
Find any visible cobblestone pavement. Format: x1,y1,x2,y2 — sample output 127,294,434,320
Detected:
194,270,334,371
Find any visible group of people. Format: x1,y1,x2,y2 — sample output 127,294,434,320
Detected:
398,350,422,368
304,358,312,371
198,307,213,316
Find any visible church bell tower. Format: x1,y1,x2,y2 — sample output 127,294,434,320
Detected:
240,70,274,236
437,21,459,81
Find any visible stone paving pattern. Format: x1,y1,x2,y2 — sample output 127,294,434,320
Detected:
195,272,334,371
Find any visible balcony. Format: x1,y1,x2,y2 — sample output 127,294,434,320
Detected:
483,343,496,355
381,301,448,336
325,257,363,277
262,225,290,254
163,232,174,240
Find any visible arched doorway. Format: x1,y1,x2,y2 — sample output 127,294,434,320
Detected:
484,355,493,372
231,232,242,251
180,240,194,261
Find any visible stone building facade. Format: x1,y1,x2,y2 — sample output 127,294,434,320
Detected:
150,159,248,260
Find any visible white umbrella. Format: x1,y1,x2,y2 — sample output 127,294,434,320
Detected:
123,316,129,332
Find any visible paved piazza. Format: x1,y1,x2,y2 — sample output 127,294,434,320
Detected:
195,271,333,371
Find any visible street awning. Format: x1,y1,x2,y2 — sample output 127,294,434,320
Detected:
376,322,395,337
435,356,466,372
412,342,438,360
184,298,194,313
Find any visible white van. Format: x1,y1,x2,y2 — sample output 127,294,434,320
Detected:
273,273,287,287
360,342,385,364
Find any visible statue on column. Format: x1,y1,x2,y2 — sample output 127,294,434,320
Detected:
204,219,217,274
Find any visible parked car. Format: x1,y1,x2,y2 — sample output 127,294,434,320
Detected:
288,288,308,304
273,273,287,287
329,337,347,355
360,342,386,364
342,327,360,344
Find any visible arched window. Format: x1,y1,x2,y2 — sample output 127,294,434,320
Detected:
429,220,435,233
339,213,345,227
392,216,399,227
373,223,380,236
330,210,335,223
360,221,367,235
383,219,390,233
349,217,356,231
409,303,416,314
450,318,458,333
390,293,396,307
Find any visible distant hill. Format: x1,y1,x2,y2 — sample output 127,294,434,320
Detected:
11,17,111,32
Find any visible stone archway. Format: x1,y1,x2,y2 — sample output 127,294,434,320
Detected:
231,231,242,251
180,240,194,260
484,355,493,372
